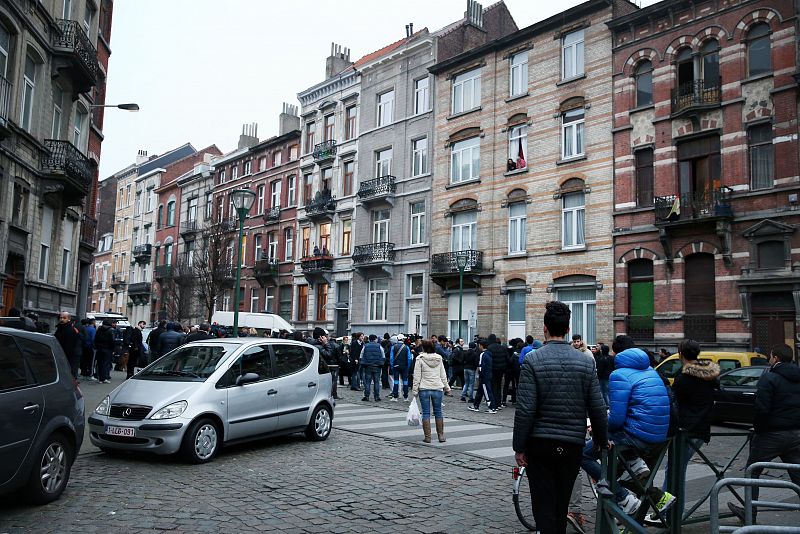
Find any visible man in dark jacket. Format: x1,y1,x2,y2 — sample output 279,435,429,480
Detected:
360,334,385,401
461,341,479,402
389,334,412,401
158,323,186,355
381,333,391,388
513,301,608,534
309,327,337,399
186,323,212,343
729,343,800,523
147,320,167,360
469,339,497,413
349,333,363,391
449,338,465,389
94,319,117,383
126,321,146,379
80,318,96,379
487,334,508,408
55,312,82,378
595,344,614,406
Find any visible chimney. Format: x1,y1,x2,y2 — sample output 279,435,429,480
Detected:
325,42,352,79
278,102,300,136
466,0,484,29
237,122,259,150
135,149,148,165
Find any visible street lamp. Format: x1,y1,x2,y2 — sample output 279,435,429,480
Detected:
89,103,140,111
230,188,256,337
455,251,469,342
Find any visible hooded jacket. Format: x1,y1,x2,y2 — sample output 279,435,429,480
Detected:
608,348,671,444
462,347,479,370
55,321,81,359
360,341,385,368
158,327,186,355
411,352,450,397
94,323,116,352
309,338,334,366
390,342,412,371
754,362,800,434
487,335,507,373
672,359,720,442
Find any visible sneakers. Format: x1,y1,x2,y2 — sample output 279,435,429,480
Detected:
486,408,498,414
619,457,650,482
460,397,466,402
390,397,398,402
374,397,381,402
644,494,676,526
618,493,641,516
467,405,480,412
567,512,587,534
361,396,369,402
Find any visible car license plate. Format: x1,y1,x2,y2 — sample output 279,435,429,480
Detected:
106,426,135,437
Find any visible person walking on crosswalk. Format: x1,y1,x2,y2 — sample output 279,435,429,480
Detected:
468,339,498,414
411,339,452,443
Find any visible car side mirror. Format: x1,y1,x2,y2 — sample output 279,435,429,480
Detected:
236,372,260,386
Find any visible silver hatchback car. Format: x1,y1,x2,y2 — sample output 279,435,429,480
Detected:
88,338,334,463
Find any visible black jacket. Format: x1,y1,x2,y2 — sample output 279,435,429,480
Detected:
158,330,186,355
147,327,166,357
55,322,81,360
349,339,363,363
94,324,116,352
488,342,508,373
462,348,479,371
595,352,614,380
185,331,211,343
754,362,800,434
309,339,335,366
672,360,719,442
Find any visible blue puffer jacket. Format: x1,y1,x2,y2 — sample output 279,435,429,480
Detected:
360,341,385,368
608,348,670,444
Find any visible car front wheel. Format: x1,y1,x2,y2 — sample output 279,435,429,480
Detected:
180,418,220,464
23,432,74,504
305,404,332,441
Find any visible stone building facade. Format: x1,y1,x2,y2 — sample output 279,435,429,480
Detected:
89,172,117,311
427,0,631,343
609,0,800,354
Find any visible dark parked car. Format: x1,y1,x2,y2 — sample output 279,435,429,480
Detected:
0,327,85,503
712,366,768,425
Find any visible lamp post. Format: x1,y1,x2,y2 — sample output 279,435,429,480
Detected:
230,189,256,337
89,103,140,111
455,251,469,342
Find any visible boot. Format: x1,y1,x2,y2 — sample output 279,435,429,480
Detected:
435,418,446,442
422,420,431,443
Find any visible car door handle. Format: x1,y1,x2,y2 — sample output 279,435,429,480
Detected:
742,392,755,395
307,382,317,388
23,404,40,412
267,389,278,396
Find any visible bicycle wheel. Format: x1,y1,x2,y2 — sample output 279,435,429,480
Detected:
512,466,537,531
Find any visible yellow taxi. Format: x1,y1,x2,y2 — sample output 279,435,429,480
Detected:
655,351,769,385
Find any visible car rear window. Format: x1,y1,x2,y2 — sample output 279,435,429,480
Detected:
718,359,741,373
0,334,31,391
272,344,312,377
16,338,58,384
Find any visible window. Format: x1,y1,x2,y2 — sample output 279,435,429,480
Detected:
316,283,328,322
289,145,298,160
52,86,64,139
284,228,293,260
257,184,265,213
287,175,296,206
412,138,428,176
345,105,357,140
39,206,54,280
562,29,584,80
259,157,267,171
254,234,262,262
558,286,596,344
410,202,425,245
368,279,389,322
321,167,332,192
749,123,773,190
273,344,312,377
508,288,526,340
635,148,654,207
319,223,331,253
270,180,281,208
125,185,132,206
510,51,528,96
279,286,292,320
635,60,653,107
414,77,429,114
0,24,9,77
677,136,721,210
377,90,394,127
73,107,87,149
17,338,58,385
305,122,315,152
166,201,176,226
303,173,313,205
628,259,654,337
409,275,423,297
323,114,334,141
250,288,260,313
757,241,785,269
341,220,351,255
185,240,194,267
205,192,212,219
61,218,74,286
372,210,389,243
0,334,31,391
747,23,771,77
375,148,392,177
62,0,72,19
219,170,226,184
562,190,585,249
231,165,238,180
684,253,716,342
451,210,476,251
562,108,585,159
12,183,29,227
342,161,354,197
164,243,173,265
450,137,480,184
272,150,282,167
452,68,480,114
21,54,36,132
134,191,142,216
268,232,278,260
297,285,308,321
243,160,252,175
508,202,526,254
508,125,527,170
302,227,310,257
148,188,156,212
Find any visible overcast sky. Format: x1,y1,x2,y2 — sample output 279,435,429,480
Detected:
100,0,657,179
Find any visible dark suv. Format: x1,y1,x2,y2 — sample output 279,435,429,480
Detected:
0,326,85,503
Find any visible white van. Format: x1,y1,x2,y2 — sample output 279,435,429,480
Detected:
210,312,293,335
86,312,131,328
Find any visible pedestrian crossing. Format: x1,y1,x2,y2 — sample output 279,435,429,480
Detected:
333,402,517,463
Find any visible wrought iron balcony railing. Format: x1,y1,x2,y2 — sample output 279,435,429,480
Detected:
254,253,279,276
127,282,151,296
51,19,99,87
154,265,173,279
357,175,396,201
431,250,483,275
312,140,337,162
654,187,732,224
305,192,336,217
265,206,281,222
671,79,720,115
133,244,152,262
110,273,126,288
0,75,11,126
626,315,654,341
79,214,98,248
40,139,92,195
353,242,395,265
684,314,716,343
301,255,334,273
180,220,200,235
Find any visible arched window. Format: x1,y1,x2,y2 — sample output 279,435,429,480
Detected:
166,200,176,226
157,204,164,228
747,22,771,77
0,22,12,78
627,259,654,339
701,40,719,87
634,60,653,107
675,47,694,94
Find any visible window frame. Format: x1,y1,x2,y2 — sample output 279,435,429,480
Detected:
450,137,480,184
634,60,653,107
375,148,392,178
376,90,394,127
748,122,774,190
284,228,294,261
345,105,357,140
561,190,586,250
412,137,428,177
450,210,477,252
508,124,528,170
410,202,425,246
561,108,585,160
634,148,654,207
21,53,37,132
562,29,585,80
508,202,527,255
747,22,772,78
509,51,528,97
451,68,481,114
368,278,389,322
414,77,429,114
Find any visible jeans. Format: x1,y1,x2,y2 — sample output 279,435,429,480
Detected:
526,439,583,534
329,366,339,398
350,365,361,390
661,437,704,497
461,369,476,400
599,379,609,407
363,367,381,400
391,367,409,399
418,389,443,421
581,430,651,502
745,430,800,507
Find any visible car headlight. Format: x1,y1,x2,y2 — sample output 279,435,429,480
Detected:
150,401,188,420
95,396,110,416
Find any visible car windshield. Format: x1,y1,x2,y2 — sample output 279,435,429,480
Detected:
136,344,238,381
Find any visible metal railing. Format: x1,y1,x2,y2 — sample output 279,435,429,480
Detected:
51,19,99,82
626,315,654,340
133,243,152,261
80,214,98,247
655,187,733,224
672,79,721,114
685,314,716,343
357,175,396,200
40,139,92,193
305,192,336,216
353,242,395,265
180,220,200,234
312,140,337,161
431,250,483,274
301,255,334,273
254,253,279,276
127,282,151,295
0,75,11,124
265,206,281,222
154,265,172,279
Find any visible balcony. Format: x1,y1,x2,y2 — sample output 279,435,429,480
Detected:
671,79,720,116
133,244,152,263
654,187,732,225
254,253,279,287
154,265,173,280
128,282,151,305
50,19,99,94
110,273,126,290
93,280,105,290
625,315,654,341
357,176,396,207
180,220,201,238
301,255,334,285
264,206,281,223
0,75,11,139
684,314,716,343
353,242,395,277
40,139,92,206
79,214,97,248
303,192,337,221
312,140,337,163
430,250,485,289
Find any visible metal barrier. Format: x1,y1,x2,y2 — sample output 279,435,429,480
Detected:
732,527,800,534
709,478,800,533
742,462,800,526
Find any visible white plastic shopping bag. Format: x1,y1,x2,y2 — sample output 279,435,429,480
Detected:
406,397,421,427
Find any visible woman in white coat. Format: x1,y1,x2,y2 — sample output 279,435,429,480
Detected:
412,339,451,443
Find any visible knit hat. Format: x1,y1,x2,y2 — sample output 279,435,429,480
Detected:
390,335,398,344
313,327,327,339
